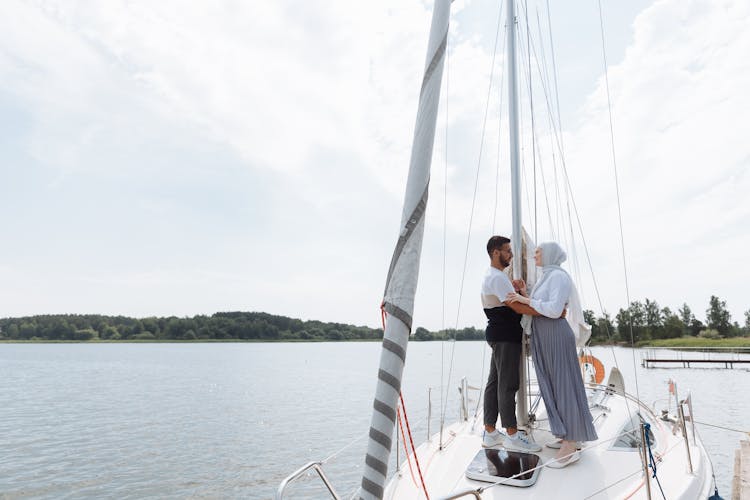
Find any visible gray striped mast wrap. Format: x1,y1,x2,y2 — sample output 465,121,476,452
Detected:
359,1,451,499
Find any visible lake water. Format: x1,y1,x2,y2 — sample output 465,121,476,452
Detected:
1,342,748,499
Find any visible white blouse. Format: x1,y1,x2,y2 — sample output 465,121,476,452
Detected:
530,269,571,318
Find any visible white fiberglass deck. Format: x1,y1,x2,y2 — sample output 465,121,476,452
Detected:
384,385,713,500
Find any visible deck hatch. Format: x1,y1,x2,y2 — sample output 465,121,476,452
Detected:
465,449,541,487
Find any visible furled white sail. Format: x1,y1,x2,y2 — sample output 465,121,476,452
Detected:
358,1,451,499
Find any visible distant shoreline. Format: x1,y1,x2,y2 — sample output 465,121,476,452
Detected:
3,337,750,348
635,337,750,348
2,311,748,346
0,338,382,344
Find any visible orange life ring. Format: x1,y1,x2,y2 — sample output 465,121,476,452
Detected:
579,355,605,384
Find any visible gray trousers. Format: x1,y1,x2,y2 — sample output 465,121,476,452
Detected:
483,341,521,429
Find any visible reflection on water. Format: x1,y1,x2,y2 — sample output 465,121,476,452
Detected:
0,343,747,498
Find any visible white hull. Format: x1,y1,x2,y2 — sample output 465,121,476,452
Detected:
385,384,714,499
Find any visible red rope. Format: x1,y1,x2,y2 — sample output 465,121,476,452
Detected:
381,304,430,499
397,405,419,487
400,393,430,499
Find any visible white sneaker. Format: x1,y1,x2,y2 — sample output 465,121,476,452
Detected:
545,439,582,450
503,432,542,452
482,429,506,448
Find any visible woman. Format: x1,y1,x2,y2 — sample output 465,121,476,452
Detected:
505,242,597,468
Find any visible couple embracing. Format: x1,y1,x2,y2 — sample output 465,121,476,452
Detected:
480,236,597,468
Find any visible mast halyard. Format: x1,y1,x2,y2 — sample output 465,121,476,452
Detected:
506,0,530,428
359,1,451,499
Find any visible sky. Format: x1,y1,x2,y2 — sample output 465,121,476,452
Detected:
1,0,748,331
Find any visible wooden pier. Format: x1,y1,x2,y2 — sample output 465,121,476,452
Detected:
734,439,750,500
640,347,750,369
641,358,750,368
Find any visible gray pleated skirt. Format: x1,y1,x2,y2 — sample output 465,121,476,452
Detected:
531,316,598,442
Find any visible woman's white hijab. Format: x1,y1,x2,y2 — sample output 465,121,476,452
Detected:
532,242,591,347
531,241,568,296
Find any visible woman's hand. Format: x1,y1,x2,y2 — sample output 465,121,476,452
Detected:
505,292,530,305
511,279,528,296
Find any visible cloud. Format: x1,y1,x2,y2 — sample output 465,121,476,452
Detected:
558,0,750,321
1,0,748,329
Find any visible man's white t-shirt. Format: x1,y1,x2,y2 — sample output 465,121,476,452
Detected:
481,267,515,308
481,267,523,343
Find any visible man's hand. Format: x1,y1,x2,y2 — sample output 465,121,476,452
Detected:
560,308,567,319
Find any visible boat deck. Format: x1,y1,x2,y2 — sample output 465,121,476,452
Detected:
384,386,713,500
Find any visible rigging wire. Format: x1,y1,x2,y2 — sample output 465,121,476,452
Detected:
597,0,642,402
517,0,621,346
439,0,505,438
377,2,704,497
520,0,537,423
376,5,690,499
321,430,369,465
439,11,450,450
435,0,641,458
694,421,750,434
524,0,538,247
536,0,586,303
581,437,690,499
542,1,563,139
514,16,539,246
492,25,508,233
540,2,585,290
693,422,726,496
519,0,567,243
528,6,564,243
480,12,508,423
478,18,509,423
516,10,555,241
514,0,637,428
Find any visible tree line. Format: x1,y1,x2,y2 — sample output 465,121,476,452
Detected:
586,295,750,343
416,295,750,343
0,295,747,343
0,312,383,342
0,311,489,342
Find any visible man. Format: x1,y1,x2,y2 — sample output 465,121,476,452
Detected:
481,236,541,452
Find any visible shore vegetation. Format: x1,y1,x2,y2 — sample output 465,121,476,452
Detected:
2,295,748,347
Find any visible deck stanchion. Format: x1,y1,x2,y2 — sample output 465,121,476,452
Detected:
428,387,432,441
640,424,653,500
678,403,694,474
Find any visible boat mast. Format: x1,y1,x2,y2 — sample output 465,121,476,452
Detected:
506,0,530,427
359,1,451,499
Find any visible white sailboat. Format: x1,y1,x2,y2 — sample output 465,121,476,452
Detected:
278,1,722,499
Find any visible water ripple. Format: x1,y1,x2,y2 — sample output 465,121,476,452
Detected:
0,343,746,498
